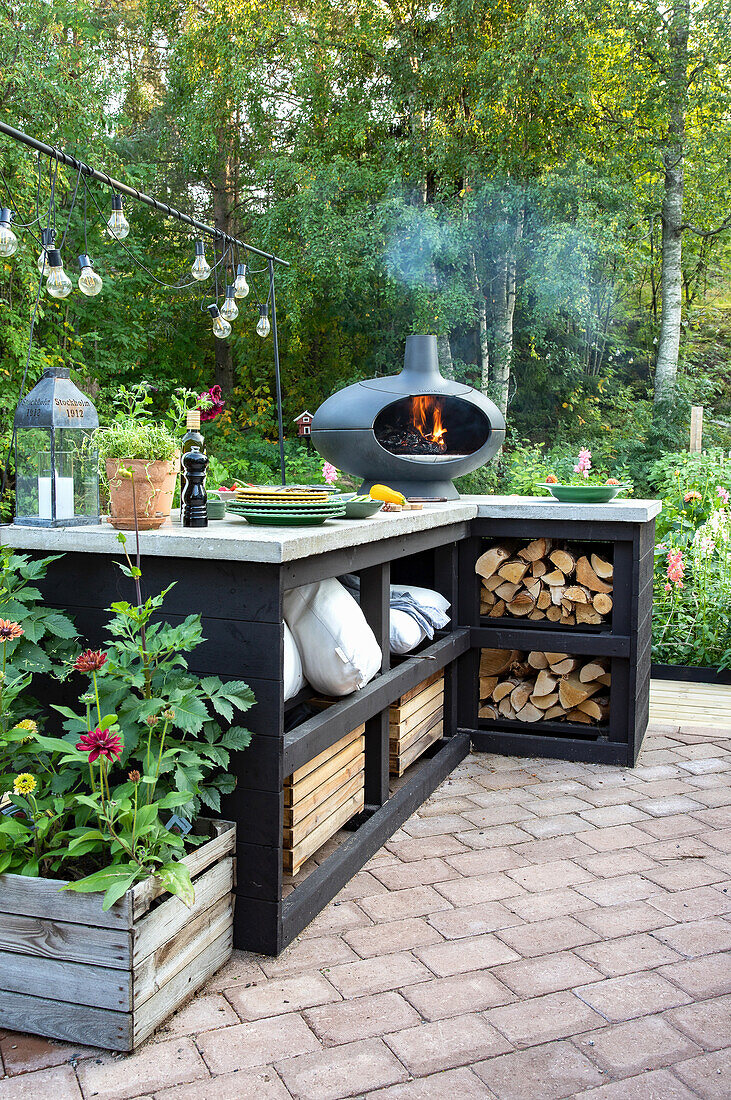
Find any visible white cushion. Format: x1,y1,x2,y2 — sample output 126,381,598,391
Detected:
283,621,306,701
284,579,382,696
390,609,427,655
390,583,451,614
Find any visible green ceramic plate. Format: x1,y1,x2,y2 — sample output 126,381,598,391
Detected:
538,483,629,503
226,504,346,515
236,512,334,526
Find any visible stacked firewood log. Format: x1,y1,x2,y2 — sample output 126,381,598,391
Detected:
476,538,614,625
479,648,611,725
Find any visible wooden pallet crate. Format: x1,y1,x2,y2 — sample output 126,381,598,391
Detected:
0,820,234,1052
389,670,445,776
284,727,365,875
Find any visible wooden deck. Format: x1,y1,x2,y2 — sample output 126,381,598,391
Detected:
650,677,731,728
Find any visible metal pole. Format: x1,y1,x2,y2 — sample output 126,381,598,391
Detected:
269,258,286,486
0,119,289,267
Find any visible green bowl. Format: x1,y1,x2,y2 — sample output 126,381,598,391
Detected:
538,483,629,503
207,497,227,520
345,498,385,518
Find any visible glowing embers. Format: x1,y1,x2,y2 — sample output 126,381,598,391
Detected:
374,394,490,462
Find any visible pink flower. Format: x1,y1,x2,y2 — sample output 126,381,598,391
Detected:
684,490,701,503
666,549,685,589
574,448,592,476
716,486,729,506
664,583,671,592
198,385,225,422
322,462,338,485
76,728,123,763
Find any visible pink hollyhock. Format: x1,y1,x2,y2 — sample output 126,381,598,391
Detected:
76,728,123,763
717,486,729,506
573,448,592,477
666,549,685,589
322,461,338,485
198,385,225,422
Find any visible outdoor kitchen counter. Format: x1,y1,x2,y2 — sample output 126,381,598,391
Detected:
462,494,661,523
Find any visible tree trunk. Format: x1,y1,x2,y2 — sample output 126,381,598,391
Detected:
489,209,524,418
211,130,235,395
654,0,689,406
470,250,490,393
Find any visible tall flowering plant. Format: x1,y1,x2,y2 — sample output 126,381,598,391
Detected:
545,447,625,487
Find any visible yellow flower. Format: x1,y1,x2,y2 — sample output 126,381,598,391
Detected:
14,719,38,744
13,773,36,795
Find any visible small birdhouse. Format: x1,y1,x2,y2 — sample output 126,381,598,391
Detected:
294,410,314,438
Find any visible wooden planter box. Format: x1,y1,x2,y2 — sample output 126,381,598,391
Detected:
0,819,235,1052
389,670,445,776
284,728,365,875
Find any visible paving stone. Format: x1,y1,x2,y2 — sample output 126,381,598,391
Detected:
679,757,730,775
297,899,372,938
473,1040,605,1099
659,951,731,998
574,1015,701,1077
578,805,650,827
503,887,596,922
517,813,591,839
575,824,654,851
154,1068,291,1100
155,994,239,1038
77,1038,208,1100
629,779,698,798
258,934,359,978
575,902,674,938
384,1013,511,1076
205,950,267,991
0,1065,82,1100
326,951,432,997
225,973,341,1021
632,795,705,817
454,825,534,850
495,916,599,957
575,932,682,976
574,873,657,906
366,1066,496,1099
572,1067,698,1099
578,785,652,808
632,814,706,839
475,769,542,790
641,860,725,891
402,813,476,838
647,885,731,922
575,850,658,878
369,857,459,890
197,1014,319,1074
462,805,536,829
385,834,468,862
673,1049,731,1100
665,994,731,1050
415,932,520,975
509,836,598,863
485,990,604,1047
637,834,720,860
505,858,594,893
334,870,389,900
418,795,477,816
528,796,593,817
434,872,526,907
357,884,452,922
427,901,522,939
303,990,419,1045
0,1033,95,1076
573,972,691,1021
655,916,731,959
401,968,516,1020
343,915,443,957
492,951,604,997
276,1037,408,1099
444,847,529,877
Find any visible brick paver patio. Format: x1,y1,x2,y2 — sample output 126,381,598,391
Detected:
1,719,729,1099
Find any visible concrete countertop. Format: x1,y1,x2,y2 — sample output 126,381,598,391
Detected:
0,495,661,564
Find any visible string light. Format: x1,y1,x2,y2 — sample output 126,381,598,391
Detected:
106,194,130,240
233,263,249,298
37,227,55,274
45,249,72,298
220,284,239,322
208,303,231,339
191,240,211,281
77,253,103,297
256,304,271,338
0,208,18,257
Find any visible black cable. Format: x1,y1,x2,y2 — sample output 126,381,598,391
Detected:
58,162,83,251
0,267,44,506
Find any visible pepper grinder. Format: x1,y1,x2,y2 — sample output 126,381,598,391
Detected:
181,447,208,527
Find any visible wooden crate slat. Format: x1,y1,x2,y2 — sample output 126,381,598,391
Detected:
284,734,364,807
391,706,444,753
0,946,132,1011
396,668,443,706
389,690,444,737
133,925,233,1047
0,910,131,969
390,721,444,777
389,677,444,722
284,788,365,876
0,988,133,1052
132,820,235,919
133,894,232,1007
133,858,233,967
284,768,365,846
0,874,132,929
285,752,365,827
289,725,364,785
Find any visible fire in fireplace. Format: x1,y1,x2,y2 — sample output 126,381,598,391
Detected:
311,335,505,499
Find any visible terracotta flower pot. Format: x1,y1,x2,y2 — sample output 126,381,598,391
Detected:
106,455,179,530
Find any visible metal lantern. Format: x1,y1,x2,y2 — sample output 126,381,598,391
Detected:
13,367,100,527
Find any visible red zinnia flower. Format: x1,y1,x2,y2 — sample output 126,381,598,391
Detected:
545,474,559,484
76,728,123,763
0,620,24,640
605,478,620,486
74,649,107,673
199,384,225,422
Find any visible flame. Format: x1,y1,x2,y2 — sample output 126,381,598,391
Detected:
412,395,447,448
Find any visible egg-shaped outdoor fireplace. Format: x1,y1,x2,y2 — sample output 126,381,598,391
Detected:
311,335,505,498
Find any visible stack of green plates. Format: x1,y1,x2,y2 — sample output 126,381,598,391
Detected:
226,498,347,527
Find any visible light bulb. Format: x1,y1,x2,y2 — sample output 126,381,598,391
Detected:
37,228,55,275
256,304,271,338
45,249,73,299
77,253,103,297
106,195,130,240
208,303,231,339
233,263,250,298
0,208,18,258
220,285,239,322
191,240,211,281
